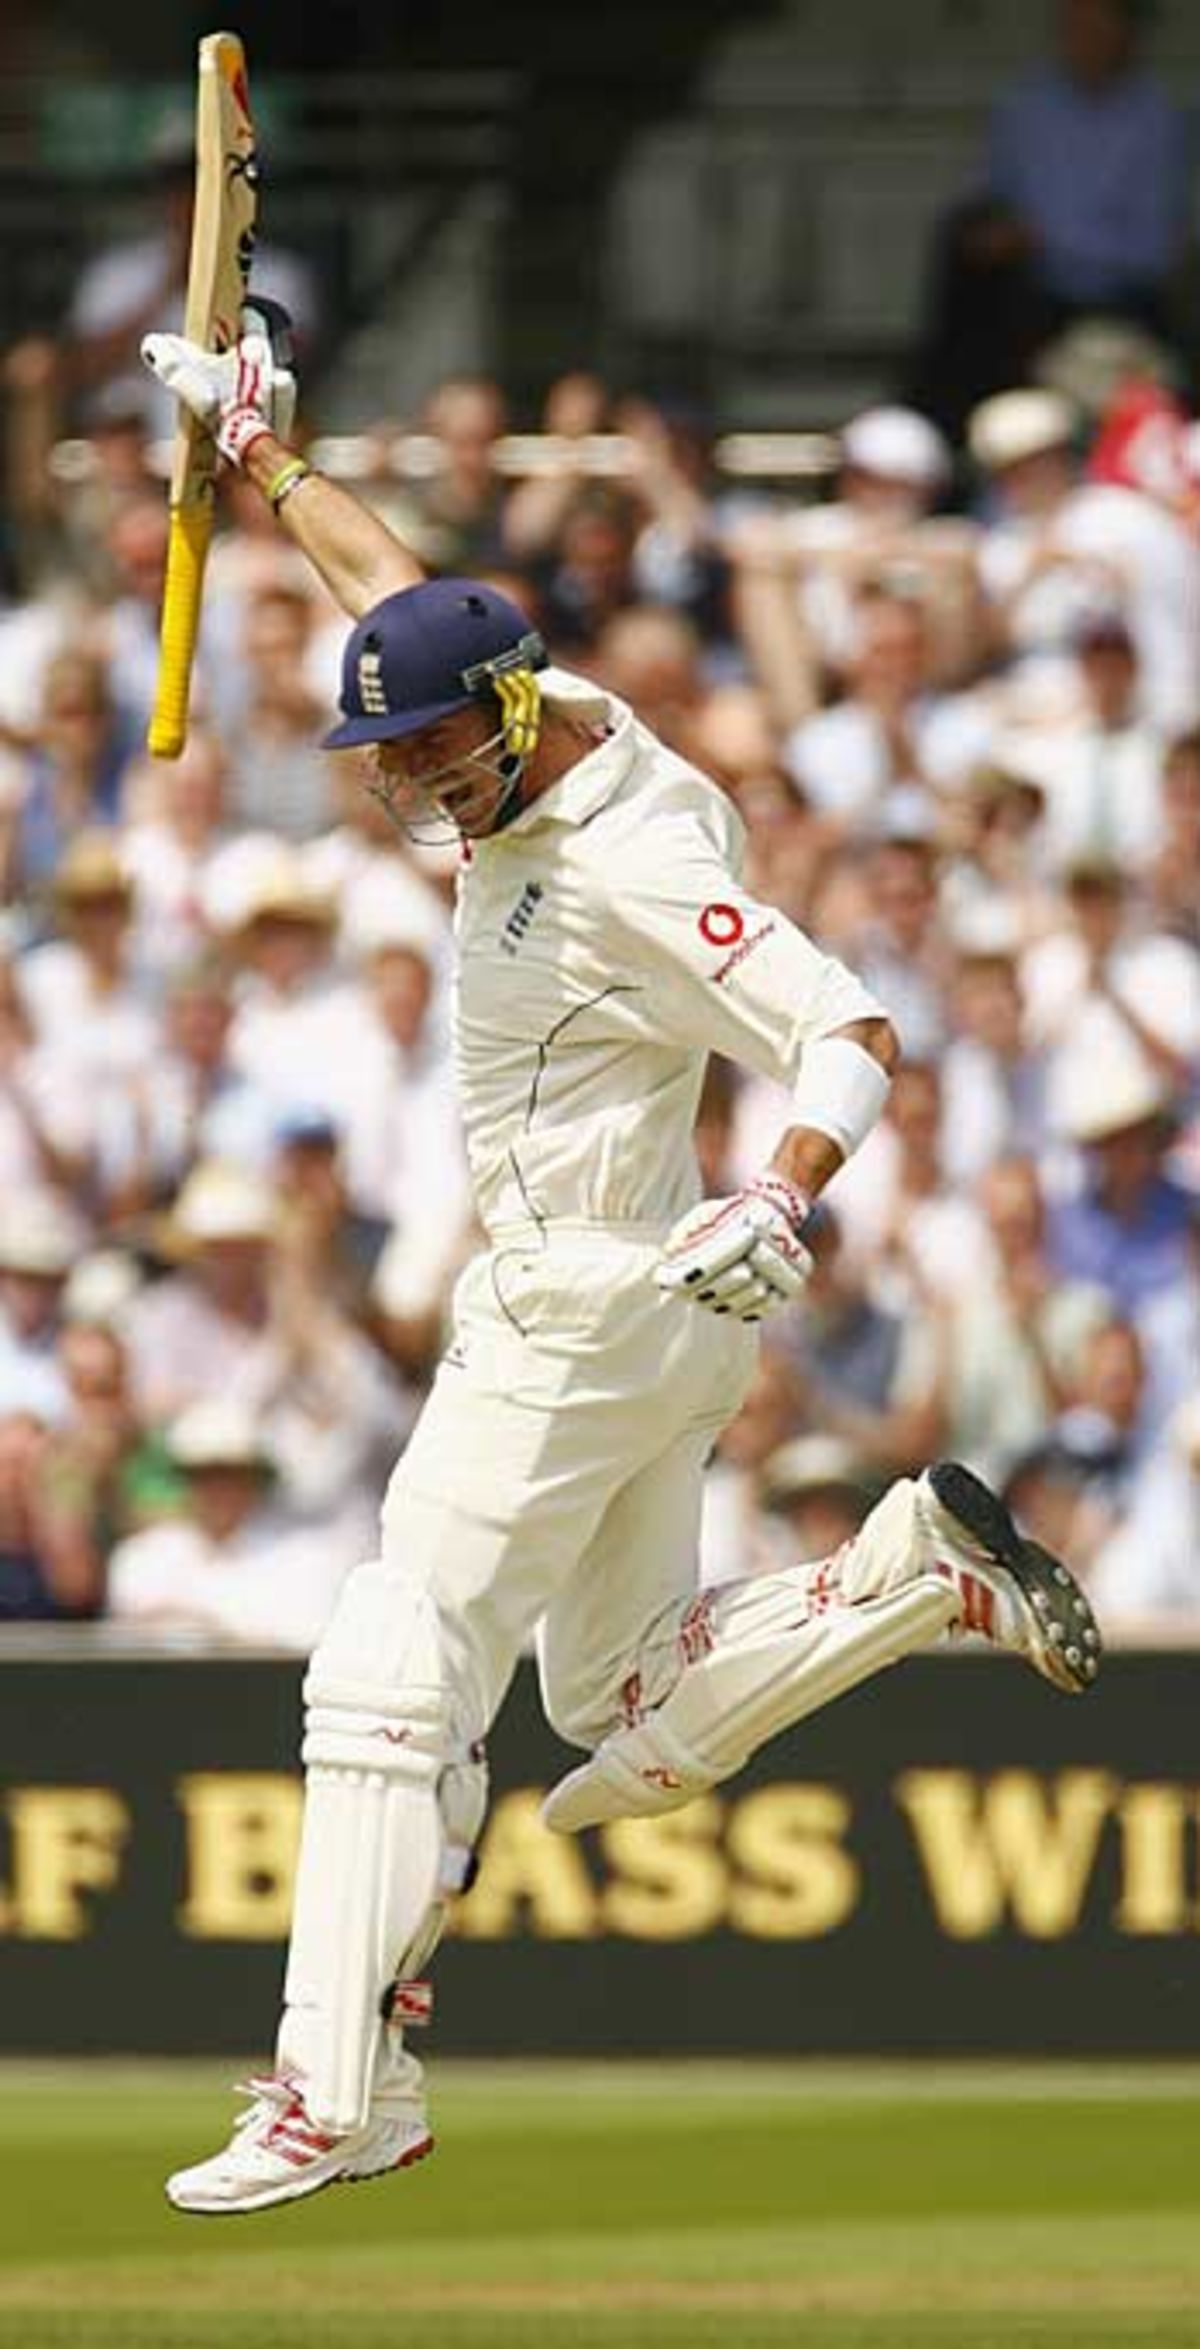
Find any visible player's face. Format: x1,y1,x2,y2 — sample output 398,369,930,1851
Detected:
365,705,515,841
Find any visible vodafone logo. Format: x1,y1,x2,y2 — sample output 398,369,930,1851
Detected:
698,903,744,948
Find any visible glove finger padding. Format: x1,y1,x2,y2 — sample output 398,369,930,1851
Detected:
241,295,296,443
749,1234,813,1299
657,1199,756,1286
141,331,224,429
141,304,296,464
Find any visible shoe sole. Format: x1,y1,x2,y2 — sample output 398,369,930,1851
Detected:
167,2130,434,2216
928,1460,1102,1696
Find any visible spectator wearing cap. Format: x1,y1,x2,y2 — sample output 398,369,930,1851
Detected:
783,583,988,838
106,1401,355,1651
270,1106,386,1326
1046,1017,1193,1317
0,1187,89,1424
969,386,1200,733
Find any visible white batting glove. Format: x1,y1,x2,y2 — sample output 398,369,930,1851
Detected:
655,1174,814,1323
141,295,296,466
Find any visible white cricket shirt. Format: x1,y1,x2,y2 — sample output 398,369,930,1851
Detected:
454,679,884,1238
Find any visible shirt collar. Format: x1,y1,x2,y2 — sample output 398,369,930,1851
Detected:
503,676,638,834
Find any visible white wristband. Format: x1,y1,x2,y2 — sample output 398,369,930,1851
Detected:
790,1037,891,1160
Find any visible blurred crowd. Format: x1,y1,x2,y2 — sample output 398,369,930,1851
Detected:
0,0,1195,1653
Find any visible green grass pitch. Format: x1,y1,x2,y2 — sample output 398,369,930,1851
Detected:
2,2060,1199,2349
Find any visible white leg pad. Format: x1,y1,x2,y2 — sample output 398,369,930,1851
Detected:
275,1562,485,2135
542,1567,957,1835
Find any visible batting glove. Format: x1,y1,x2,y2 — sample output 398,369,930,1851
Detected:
141,295,296,466
655,1174,814,1322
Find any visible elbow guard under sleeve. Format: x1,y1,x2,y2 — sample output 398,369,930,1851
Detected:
790,1036,891,1160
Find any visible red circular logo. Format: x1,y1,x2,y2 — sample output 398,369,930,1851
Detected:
698,903,744,948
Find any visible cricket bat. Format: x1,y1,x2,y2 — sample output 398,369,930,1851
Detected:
147,30,258,759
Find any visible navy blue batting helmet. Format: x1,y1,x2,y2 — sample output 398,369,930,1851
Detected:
322,577,547,752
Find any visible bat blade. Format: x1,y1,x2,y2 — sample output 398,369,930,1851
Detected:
148,30,258,760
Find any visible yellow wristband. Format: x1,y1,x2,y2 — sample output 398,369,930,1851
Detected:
265,457,312,512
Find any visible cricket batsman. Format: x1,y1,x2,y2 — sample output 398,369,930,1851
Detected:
142,309,1102,2214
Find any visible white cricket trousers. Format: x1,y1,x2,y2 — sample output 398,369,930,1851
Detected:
379,1223,757,1749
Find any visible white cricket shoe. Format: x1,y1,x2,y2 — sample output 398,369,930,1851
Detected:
921,1459,1102,1695
166,2074,433,2215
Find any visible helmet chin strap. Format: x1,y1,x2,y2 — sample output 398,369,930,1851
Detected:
487,747,529,832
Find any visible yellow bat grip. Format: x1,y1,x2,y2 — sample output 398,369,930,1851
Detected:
147,500,214,759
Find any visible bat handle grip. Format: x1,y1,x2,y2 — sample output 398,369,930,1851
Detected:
147,500,214,759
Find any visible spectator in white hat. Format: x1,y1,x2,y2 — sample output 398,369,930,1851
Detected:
0,1186,89,1423
216,848,377,1138
731,402,981,727
120,1157,402,1543
1046,1013,1193,1317
119,1160,281,1425
17,831,157,1082
969,386,1200,733
106,1400,357,1651
757,1434,879,1566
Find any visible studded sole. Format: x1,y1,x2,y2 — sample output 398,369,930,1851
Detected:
928,1460,1103,1696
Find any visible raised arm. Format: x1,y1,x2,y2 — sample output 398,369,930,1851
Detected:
239,430,424,616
